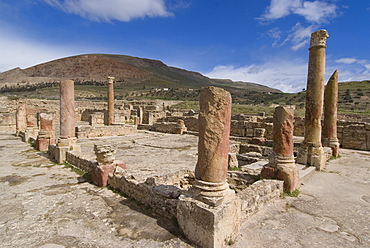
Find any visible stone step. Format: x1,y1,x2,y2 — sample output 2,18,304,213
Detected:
297,164,316,181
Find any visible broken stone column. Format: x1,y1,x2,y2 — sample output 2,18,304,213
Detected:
177,86,240,248
262,106,299,192
91,144,126,187
36,111,56,151
23,112,39,142
107,76,115,125
174,119,187,134
323,70,340,157
15,101,27,135
56,80,80,163
297,30,329,170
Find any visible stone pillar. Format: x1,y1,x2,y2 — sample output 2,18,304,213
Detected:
91,144,126,187
297,30,329,170
323,70,340,157
36,111,56,151
107,76,115,125
56,80,79,163
177,87,241,248
174,119,187,134
262,106,299,192
15,101,27,135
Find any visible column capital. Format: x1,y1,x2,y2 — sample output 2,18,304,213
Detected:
310,29,329,49
107,76,115,84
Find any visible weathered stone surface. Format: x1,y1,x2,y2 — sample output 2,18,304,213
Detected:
195,86,231,183
228,153,239,169
94,144,116,165
273,106,294,158
59,80,75,139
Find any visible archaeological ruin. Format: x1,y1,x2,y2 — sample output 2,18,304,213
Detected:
1,29,370,247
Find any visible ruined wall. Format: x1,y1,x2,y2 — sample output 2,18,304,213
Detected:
75,124,137,138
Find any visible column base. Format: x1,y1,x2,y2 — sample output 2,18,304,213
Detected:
322,137,340,157
276,156,300,192
177,194,241,248
297,143,326,170
56,137,81,163
190,179,235,207
36,131,56,151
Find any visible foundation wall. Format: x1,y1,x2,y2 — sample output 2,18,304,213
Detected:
75,124,137,138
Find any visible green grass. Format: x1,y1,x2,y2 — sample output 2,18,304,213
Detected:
281,189,300,197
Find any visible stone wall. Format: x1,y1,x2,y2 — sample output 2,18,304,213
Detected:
76,124,137,138
338,122,370,150
66,150,98,174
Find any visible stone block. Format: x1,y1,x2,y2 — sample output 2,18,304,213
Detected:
177,195,241,248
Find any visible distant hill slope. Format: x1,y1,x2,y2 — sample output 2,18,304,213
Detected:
0,54,281,93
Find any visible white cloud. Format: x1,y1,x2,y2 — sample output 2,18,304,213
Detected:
260,0,337,24
334,57,370,79
0,26,77,72
205,60,309,93
43,0,172,22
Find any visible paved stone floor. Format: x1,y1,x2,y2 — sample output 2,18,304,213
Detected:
1,131,369,247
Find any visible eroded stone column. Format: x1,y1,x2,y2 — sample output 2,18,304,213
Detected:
297,30,329,170
271,106,299,192
323,70,340,157
16,101,27,135
177,86,240,248
107,76,115,125
36,111,56,151
195,86,231,184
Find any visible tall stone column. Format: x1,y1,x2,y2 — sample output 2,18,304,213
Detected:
272,106,299,192
323,70,340,157
56,80,79,163
60,80,75,139
107,76,115,125
36,111,56,151
15,101,27,135
297,30,329,170
177,86,240,248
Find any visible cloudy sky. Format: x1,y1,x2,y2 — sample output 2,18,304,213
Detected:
0,0,369,92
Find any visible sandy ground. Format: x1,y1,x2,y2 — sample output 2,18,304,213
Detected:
0,131,369,248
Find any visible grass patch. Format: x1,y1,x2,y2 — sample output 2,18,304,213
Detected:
327,154,342,161
281,189,300,198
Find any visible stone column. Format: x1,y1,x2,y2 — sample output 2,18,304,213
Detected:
56,80,79,163
36,111,56,151
194,86,234,206
177,86,240,248
15,101,27,135
107,76,115,125
60,80,75,139
323,70,340,157
267,106,299,192
297,30,329,170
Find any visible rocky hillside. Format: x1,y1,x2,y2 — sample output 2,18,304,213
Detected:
0,54,281,93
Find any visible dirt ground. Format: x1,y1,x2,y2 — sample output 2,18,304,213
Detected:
0,131,369,248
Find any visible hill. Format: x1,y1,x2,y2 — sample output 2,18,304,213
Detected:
0,54,281,94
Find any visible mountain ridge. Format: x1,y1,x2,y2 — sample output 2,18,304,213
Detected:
0,54,282,93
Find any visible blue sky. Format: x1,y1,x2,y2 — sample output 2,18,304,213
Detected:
0,0,369,92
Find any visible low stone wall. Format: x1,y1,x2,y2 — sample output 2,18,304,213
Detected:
76,124,137,138
66,150,98,174
237,180,283,219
